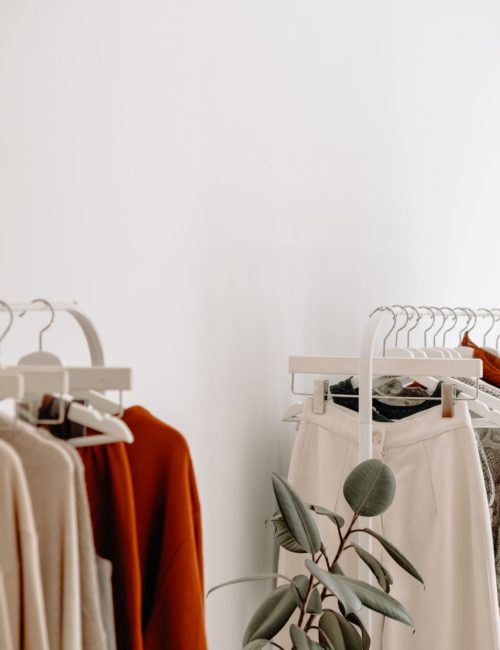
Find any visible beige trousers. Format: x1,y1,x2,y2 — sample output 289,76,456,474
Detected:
277,399,500,649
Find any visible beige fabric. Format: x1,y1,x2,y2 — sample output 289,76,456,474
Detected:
0,415,81,650
0,438,49,650
37,429,108,650
278,399,500,649
96,557,117,650
0,573,14,650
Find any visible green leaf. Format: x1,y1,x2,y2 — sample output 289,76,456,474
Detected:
345,612,371,650
206,572,293,598
272,474,321,554
306,587,323,615
319,610,363,650
333,576,413,626
309,505,345,529
243,641,272,650
351,544,393,592
271,517,308,553
290,625,323,650
380,565,393,592
319,636,335,650
361,528,424,585
290,625,310,650
290,575,309,608
243,576,308,644
343,459,396,517
305,560,362,616
330,562,345,576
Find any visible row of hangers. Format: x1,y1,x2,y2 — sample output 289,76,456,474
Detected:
284,305,500,428
0,299,133,447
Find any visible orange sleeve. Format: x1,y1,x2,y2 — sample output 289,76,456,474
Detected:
123,407,208,650
462,333,500,387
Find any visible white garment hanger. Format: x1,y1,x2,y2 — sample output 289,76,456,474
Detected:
364,305,500,425
281,402,303,431
379,306,438,391
0,305,70,402
16,299,133,445
282,402,303,423
453,308,478,358
386,305,500,426
476,308,499,357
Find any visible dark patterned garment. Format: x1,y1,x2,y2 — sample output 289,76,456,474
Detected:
476,428,500,603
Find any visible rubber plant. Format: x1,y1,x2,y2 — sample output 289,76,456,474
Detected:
208,459,424,649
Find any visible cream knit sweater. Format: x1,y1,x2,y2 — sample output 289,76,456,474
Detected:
0,438,49,650
0,417,81,650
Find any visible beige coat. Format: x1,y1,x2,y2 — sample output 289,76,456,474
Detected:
0,439,49,650
37,430,109,650
0,417,81,650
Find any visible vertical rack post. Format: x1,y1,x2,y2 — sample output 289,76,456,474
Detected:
358,307,392,634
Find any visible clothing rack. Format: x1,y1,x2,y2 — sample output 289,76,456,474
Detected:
289,306,485,466
288,304,492,626
0,300,133,445
0,301,207,650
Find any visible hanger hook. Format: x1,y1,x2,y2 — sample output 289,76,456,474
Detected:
478,308,495,347
445,306,461,345
467,308,478,337
19,299,56,351
493,309,500,351
456,307,473,343
440,306,458,347
369,305,387,318
392,305,410,348
404,305,420,347
418,306,435,347
381,306,398,356
0,301,14,355
428,306,445,347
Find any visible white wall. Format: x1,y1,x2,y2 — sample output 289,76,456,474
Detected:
1,0,500,647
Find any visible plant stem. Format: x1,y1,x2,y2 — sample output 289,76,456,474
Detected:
334,519,343,542
297,553,317,627
303,512,360,632
270,643,285,650
330,513,359,568
318,546,330,568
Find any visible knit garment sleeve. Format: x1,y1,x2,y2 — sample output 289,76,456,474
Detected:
123,406,208,650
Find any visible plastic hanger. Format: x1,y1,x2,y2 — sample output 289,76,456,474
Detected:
453,308,476,359
383,306,437,391
18,298,125,414
376,305,500,422
282,402,303,422
438,307,461,358
494,309,500,357
394,306,500,425
477,308,499,357
17,299,133,445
